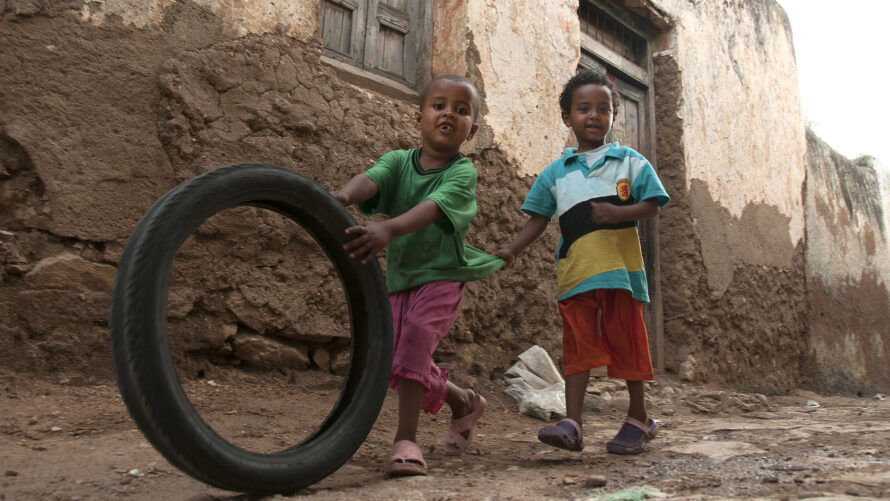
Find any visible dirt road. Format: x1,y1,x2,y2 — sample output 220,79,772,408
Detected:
2,370,888,500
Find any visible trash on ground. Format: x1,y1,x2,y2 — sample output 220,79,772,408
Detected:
503,345,565,421
592,485,667,500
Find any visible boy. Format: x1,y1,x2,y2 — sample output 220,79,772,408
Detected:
494,70,669,454
331,74,503,476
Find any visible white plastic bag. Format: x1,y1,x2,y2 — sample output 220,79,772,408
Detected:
503,345,566,421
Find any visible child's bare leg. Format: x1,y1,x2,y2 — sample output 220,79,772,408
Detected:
394,378,425,443
626,380,647,423
565,370,590,429
538,370,588,451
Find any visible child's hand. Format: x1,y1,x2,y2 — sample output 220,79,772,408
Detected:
343,221,395,264
590,201,621,225
493,248,515,268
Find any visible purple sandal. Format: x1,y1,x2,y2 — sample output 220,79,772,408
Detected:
538,418,584,451
606,417,658,455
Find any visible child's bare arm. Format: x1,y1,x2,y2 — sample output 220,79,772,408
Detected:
494,214,549,268
343,199,443,264
332,174,378,206
590,199,658,225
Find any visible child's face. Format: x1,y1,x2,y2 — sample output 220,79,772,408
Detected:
562,83,615,153
415,79,479,155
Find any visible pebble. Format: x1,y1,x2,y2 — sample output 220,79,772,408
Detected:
584,475,607,487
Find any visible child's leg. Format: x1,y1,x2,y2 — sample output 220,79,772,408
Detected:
388,281,467,439
625,379,647,424
598,289,657,454
537,291,610,451
394,378,426,443
538,372,586,451
564,370,590,429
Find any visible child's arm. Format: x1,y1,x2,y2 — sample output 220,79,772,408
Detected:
331,173,378,206
493,214,549,268
590,199,659,225
343,199,443,264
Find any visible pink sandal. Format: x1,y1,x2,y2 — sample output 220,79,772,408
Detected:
443,391,486,455
388,440,428,477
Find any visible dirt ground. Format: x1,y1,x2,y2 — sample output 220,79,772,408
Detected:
2,368,888,501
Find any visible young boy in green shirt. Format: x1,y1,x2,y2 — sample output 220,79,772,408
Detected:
331,74,502,476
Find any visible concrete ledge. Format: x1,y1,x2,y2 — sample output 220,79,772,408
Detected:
321,55,419,104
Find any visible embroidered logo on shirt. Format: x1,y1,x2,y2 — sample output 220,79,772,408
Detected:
616,178,631,201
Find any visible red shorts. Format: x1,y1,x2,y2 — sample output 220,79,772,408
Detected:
559,289,654,380
388,280,466,414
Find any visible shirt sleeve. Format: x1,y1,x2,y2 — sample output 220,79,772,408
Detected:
425,160,477,235
358,151,402,216
630,158,670,208
520,165,557,219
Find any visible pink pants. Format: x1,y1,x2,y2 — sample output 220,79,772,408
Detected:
389,280,466,414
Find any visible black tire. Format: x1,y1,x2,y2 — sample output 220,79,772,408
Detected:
109,164,392,494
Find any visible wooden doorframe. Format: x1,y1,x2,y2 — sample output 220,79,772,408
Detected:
577,1,664,372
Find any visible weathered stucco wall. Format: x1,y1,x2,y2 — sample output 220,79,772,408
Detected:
432,0,579,175
651,0,809,391
669,0,806,290
3,0,887,395
805,130,890,393
0,0,562,383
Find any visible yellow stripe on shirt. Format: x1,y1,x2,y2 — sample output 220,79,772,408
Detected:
556,227,645,296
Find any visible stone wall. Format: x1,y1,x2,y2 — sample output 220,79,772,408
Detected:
3,0,887,394
0,0,562,384
805,130,890,394
650,0,809,391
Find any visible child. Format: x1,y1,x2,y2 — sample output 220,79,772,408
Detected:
494,70,669,455
331,74,504,476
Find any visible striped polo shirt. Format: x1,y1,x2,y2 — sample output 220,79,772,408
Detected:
521,143,670,302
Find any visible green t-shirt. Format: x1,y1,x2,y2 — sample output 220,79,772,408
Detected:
358,149,504,293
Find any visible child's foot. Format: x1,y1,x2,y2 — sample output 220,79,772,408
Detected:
606,417,658,455
388,440,428,477
443,391,486,455
538,418,584,451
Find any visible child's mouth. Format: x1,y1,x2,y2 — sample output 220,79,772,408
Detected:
438,123,454,133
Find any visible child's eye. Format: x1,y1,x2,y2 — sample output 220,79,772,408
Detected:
577,106,589,113
432,103,444,110
457,106,468,115
600,107,611,113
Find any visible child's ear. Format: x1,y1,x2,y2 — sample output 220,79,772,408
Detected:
415,110,423,128
465,123,479,141
562,112,571,127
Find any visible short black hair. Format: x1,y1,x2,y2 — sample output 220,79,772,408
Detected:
559,69,620,115
419,74,481,122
